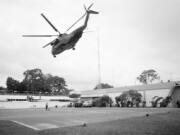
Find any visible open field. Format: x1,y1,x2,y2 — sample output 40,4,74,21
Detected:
0,108,180,135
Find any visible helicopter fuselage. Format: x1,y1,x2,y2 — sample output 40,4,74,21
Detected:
52,28,83,57
51,8,99,57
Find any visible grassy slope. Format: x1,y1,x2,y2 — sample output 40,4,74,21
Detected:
40,111,180,135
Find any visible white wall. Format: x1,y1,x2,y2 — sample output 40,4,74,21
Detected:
103,89,170,107
0,95,72,109
0,101,70,109
143,89,170,106
0,95,71,101
171,87,180,107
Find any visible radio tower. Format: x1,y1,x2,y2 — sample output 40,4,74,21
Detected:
97,28,101,89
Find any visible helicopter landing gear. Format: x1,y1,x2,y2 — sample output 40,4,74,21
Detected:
53,55,56,58
72,48,75,50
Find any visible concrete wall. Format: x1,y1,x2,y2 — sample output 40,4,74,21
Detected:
0,95,72,109
83,89,171,107
0,101,70,109
140,89,170,106
171,87,180,107
0,95,71,101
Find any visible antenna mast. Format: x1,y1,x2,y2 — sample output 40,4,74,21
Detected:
97,28,101,88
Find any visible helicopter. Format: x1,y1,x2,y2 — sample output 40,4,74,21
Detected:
23,3,99,57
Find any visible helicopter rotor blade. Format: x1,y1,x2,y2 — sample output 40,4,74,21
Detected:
65,3,94,32
87,3,94,10
22,35,59,37
65,14,86,32
41,13,61,34
42,39,56,48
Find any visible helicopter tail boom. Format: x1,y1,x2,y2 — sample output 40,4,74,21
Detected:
87,10,99,14
84,4,99,14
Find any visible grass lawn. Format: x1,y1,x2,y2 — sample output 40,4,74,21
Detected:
40,110,180,135
0,109,180,135
0,120,37,135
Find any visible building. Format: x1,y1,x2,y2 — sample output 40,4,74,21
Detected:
81,81,180,107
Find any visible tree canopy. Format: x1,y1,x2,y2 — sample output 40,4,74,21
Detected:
45,75,71,95
0,86,6,90
23,68,44,94
94,83,114,90
92,95,113,107
137,69,160,84
6,68,71,95
6,77,20,93
69,93,81,98
115,90,142,107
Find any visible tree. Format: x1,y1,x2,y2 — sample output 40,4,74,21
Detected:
17,81,28,93
101,95,113,107
115,90,142,107
0,86,7,94
115,92,129,107
151,96,163,107
44,75,71,95
23,68,44,94
6,77,20,93
160,96,172,107
128,90,142,107
137,69,160,84
69,93,81,98
0,86,6,90
94,83,114,90
92,95,113,107
4,68,71,95
115,96,121,107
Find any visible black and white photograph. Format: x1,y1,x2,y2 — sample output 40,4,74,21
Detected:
0,0,180,135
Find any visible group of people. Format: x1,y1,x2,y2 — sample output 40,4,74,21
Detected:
45,103,58,110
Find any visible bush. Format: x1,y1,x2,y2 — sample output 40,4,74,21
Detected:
74,102,83,107
92,95,112,107
160,96,172,107
177,100,180,108
67,102,73,107
69,93,81,98
115,90,142,107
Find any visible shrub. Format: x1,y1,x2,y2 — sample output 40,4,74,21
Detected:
115,90,142,107
160,96,172,107
92,95,112,107
74,102,83,107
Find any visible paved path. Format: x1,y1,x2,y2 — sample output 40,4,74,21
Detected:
0,108,178,130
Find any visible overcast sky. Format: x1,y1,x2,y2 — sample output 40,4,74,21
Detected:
0,0,180,92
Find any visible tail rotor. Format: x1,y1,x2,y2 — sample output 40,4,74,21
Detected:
65,3,99,32
84,3,99,14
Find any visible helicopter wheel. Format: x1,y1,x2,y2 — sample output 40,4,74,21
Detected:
72,48,75,50
53,55,56,58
